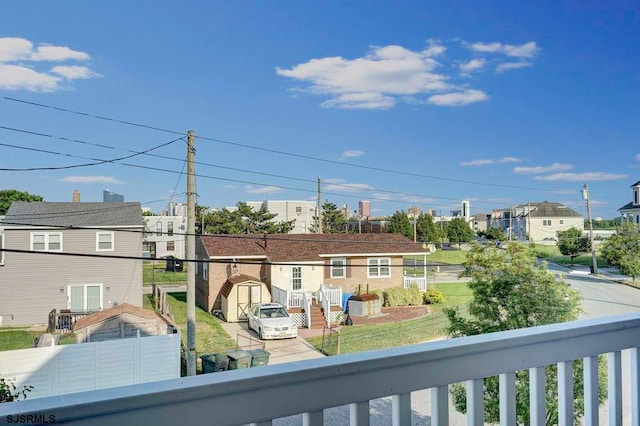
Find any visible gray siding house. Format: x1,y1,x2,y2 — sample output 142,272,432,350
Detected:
0,202,144,326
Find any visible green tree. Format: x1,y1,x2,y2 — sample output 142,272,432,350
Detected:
1,377,32,403
0,189,44,215
202,202,294,234
602,221,640,282
311,202,347,233
416,213,442,243
557,227,590,266
445,244,606,424
445,217,475,243
478,227,506,241
388,210,413,239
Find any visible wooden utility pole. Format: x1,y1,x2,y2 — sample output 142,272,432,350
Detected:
316,176,322,234
582,184,599,275
186,130,197,375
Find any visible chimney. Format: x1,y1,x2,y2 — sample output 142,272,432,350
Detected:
72,189,80,203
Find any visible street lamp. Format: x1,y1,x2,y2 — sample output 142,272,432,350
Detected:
353,210,362,233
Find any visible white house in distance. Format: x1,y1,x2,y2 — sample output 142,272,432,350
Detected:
511,201,584,242
142,202,187,259
245,200,316,234
618,179,640,226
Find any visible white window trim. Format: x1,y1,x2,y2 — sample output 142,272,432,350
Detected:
67,283,103,311
30,232,63,252
367,257,391,278
330,257,346,278
203,261,208,280
291,266,303,291
96,231,115,252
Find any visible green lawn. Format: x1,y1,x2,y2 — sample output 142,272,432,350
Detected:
306,282,472,356
143,261,187,285
158,292,236,357
429,249,467,264
0,329,77,351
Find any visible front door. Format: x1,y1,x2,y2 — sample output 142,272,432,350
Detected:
237,284,262,321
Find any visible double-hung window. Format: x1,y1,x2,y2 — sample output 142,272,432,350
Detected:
155,222,162,236
330,258,346,278
367,258,390,278
96,231,114,251
69,284,102,311
168,222,174,236
291,266,303,290
31,232,62,252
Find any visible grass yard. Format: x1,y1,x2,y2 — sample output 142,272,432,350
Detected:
429,249,467,265
143,261,187,285
155,292,236,357
306,282,472,356
0,329,76,351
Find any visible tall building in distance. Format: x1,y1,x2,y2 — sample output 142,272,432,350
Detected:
103,189,124,202
72,189,80,203
358,200,371,218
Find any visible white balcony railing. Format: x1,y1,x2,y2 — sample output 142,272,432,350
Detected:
319,284,343,327
271,285,305,309
404,275,427,292
2,314,640,425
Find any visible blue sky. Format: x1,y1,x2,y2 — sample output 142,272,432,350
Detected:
0,1,638,219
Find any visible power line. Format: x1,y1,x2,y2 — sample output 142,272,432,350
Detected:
2,96,561,193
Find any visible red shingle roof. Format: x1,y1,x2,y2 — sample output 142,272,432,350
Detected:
73,303,175,331
200,233,427,262
220,274,263,298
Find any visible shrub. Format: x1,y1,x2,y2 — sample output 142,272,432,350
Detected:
423,289,445,304
381,286,424,307
1,377,32,403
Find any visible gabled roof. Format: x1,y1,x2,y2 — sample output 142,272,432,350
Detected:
619,201,639,212
73,303,175,331
1,202,143,228
200,233,428,262
631,180,640,187
518,202,583,218
220,274,263,298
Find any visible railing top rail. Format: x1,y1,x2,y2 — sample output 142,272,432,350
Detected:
4,313,640,425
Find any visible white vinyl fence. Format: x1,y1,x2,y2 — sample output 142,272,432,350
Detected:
0,331,181,400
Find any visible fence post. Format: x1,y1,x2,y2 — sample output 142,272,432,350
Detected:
134,330,141,384
336,330,341,355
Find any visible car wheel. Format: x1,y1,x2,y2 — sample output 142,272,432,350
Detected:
258,328,263,339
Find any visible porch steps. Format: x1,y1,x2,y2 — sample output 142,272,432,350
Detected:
309,303,326,329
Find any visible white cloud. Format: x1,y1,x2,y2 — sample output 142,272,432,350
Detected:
340,149,364,159
51,65,101,80
0,37,98,92
0,64,60,91
496,61,532,73
59,176,125,184
534,172,627,182
428,89,488,106
461,156,522,166
513,163,573,174
460,58,486,74
325,182,375,192
277,41,451,109
469,41,539,58
30,45,90,61
245,185,283,194
636,153,640,161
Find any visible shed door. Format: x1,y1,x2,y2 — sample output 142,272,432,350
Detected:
237,284,262,321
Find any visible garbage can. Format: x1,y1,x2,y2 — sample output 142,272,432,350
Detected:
226,349,252,370
248,349,270,367
200,353,228,373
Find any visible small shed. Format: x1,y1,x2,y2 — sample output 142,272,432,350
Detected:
221,274,270,322
73,303,176,343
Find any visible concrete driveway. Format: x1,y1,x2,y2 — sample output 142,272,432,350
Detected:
218,320,324,365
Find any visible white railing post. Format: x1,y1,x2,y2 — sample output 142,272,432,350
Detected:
583,355,599,426
350,401,370,426
631,347,640,426
466,379,483,426
302,410,323,426
529,367,546,426
499,372,516,426
558,361,573,426
608,351,622,426
431,386,448,425
392,393,411,426
303,292,311,329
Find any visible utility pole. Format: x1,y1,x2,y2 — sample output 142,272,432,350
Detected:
316,176,322,234
582,184,599,275
186,130,197,376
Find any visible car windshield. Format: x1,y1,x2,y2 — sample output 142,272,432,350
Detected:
259,307,289,319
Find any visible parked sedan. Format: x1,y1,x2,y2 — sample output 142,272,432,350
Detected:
248,303,298,340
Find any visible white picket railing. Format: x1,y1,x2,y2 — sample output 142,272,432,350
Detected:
271,285,305,309
404,275,427,292
3,314,639,425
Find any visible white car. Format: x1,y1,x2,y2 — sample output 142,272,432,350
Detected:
248,303,298,340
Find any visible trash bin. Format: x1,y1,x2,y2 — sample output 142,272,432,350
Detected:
165,256,183,272
200,353,228,373
248,349,270,367
226,349,252,370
